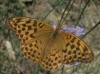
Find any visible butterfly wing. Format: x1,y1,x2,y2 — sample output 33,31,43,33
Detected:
21,32,52,63
40,32,94,69
5,17,54,44
40,36,63,69
6,17,54,64
60,32,94,64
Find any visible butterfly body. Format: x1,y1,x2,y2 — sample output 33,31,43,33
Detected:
5,17,94,69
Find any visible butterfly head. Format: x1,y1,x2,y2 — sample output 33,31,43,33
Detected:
50,24,61,40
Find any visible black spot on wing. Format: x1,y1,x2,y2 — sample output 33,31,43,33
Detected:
20,34,23,37
62,49,67,53
68,50,71,55
14,24,17,26
38,23,44,28
33,20,37,27
16,18,23,22
22,24,26,27
66,43,70,47
30,34,35,38
34,44,38,49
77,41,81,46
25,32,29,35
71,45,75,49
28,26,32,30
18,30,21,33
34,28,37,33
26,20,31,23
70,38,75,43
22,28,25,31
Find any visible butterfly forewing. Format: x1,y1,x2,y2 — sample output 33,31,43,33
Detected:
6,17,54,44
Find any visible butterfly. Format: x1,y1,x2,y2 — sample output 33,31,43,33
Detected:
5,17,94,69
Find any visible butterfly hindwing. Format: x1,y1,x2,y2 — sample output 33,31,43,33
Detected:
21,32,52,63
40,35,63,69
60,32,94,64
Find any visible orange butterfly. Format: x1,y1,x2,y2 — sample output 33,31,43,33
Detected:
5,17,94,69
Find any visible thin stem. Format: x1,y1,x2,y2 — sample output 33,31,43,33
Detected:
61,65,64,74
75,0,91,25
60,0,75,26
34,64,41,74
42,0,62,21
59,0,72,27
82,21,100,38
